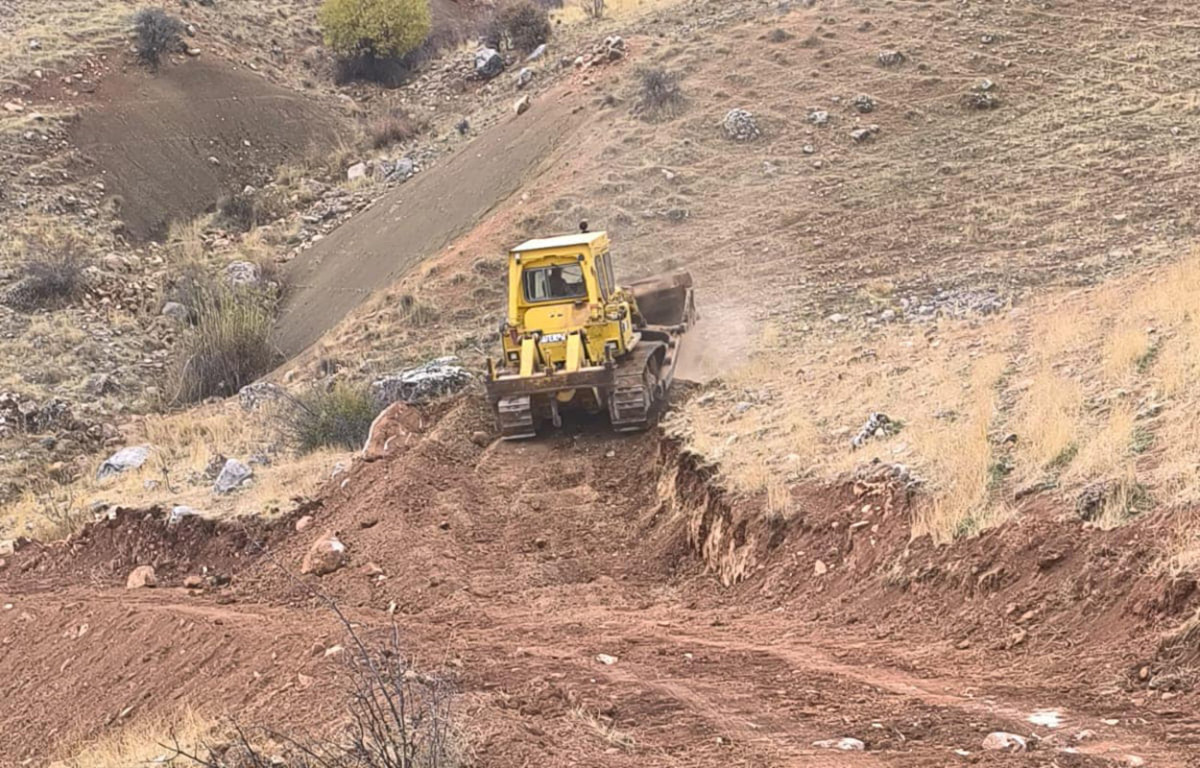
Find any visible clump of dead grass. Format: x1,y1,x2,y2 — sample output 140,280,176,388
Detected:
634,66,685,121
52,708,211,768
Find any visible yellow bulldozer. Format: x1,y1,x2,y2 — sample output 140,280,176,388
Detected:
485,226,696,439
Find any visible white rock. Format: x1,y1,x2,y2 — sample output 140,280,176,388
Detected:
981,732,1027,752
347,162,368,181
595,653,618,666
213,458,253,494
812,738,864,751
97,445,152,480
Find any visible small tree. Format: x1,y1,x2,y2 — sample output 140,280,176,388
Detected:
319,0,433,61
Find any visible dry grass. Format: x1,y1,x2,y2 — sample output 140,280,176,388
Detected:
50,708,211,768
571,707,636,752
2,403,348,540
1016,370,1083,476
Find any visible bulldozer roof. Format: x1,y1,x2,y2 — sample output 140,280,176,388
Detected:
510,231,607,254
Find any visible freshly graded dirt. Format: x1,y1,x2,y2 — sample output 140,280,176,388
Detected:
2,402,1197,766
273,84,585,358
70,59,344,240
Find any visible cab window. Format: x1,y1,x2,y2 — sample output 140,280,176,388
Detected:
523,263,587,302
595,254,611,299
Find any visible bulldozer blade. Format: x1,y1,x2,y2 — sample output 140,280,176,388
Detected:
627,269,697,327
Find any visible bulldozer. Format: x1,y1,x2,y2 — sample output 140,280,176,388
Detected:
485,226,696,439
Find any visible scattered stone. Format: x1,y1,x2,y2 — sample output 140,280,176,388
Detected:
475,47,504,79
324,644,346,658
526,43,547,61
981,732,1027,752
808,109,830,125
295,515,314,532
852,94,876,113
364,562,385,577
851,413,894,448
514,94,532,115
596,653,618,665
371,357,471,406
850,124,881,142
97,445,152,480
722,109,761,141
213,458,253,494
301,533,349,576
877,50,906,67
3,101,24,113
814,560,828,576
238,381,280,412
161,301,189,321
470,431,489,447
126,565,157,589
224,260,262,287
168,506,199,525
84,373,117,396
185,47,201,57
183,575,204,589
515,67,534,89
812,738,865,751
346,162,368,181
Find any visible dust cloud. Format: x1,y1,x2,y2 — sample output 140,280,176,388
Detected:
674,299,755,384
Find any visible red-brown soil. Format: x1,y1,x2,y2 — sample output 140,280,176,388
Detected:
3,400,1198,767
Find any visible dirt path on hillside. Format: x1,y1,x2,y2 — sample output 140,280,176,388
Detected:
1,405,1193,766
273,86,585,358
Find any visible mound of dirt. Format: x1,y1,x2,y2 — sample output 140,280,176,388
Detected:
70,60,344,240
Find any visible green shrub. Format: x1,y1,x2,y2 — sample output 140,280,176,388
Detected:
275,382,381,453
318,0,432,60
168,279,277,404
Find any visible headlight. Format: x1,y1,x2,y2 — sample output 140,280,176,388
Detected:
605,305,626,321
507,352,519,362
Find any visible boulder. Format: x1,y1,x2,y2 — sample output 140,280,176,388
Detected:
126,565,157,589
363,401,427,460
346,162,368,181
97,445,152,480
515,67,534,89
722,109,761,141
168,506,199,525
514,95,532,115
224,260,262,287
161,301,189,321
475,47,504,79
213,458,253,494
370,357,471,407
238,381,280,412
301,533,349,576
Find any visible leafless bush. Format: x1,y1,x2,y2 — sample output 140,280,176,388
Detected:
368,112,426,149
634,67,684,121
165,566,462,767
218,188,289,232
489,1,552,53
579,0,605,19
2,236,89,311
134,8,184,69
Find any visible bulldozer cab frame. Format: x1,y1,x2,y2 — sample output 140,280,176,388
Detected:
486,229,695,439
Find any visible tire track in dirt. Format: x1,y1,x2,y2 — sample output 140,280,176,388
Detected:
274,84,587,358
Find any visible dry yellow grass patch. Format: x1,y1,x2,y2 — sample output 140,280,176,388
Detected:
2,403,349,540
1015,370,1083,478
51,708,211,768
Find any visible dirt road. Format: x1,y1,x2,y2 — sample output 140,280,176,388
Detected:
273,86,585,358
1,404,1192,766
